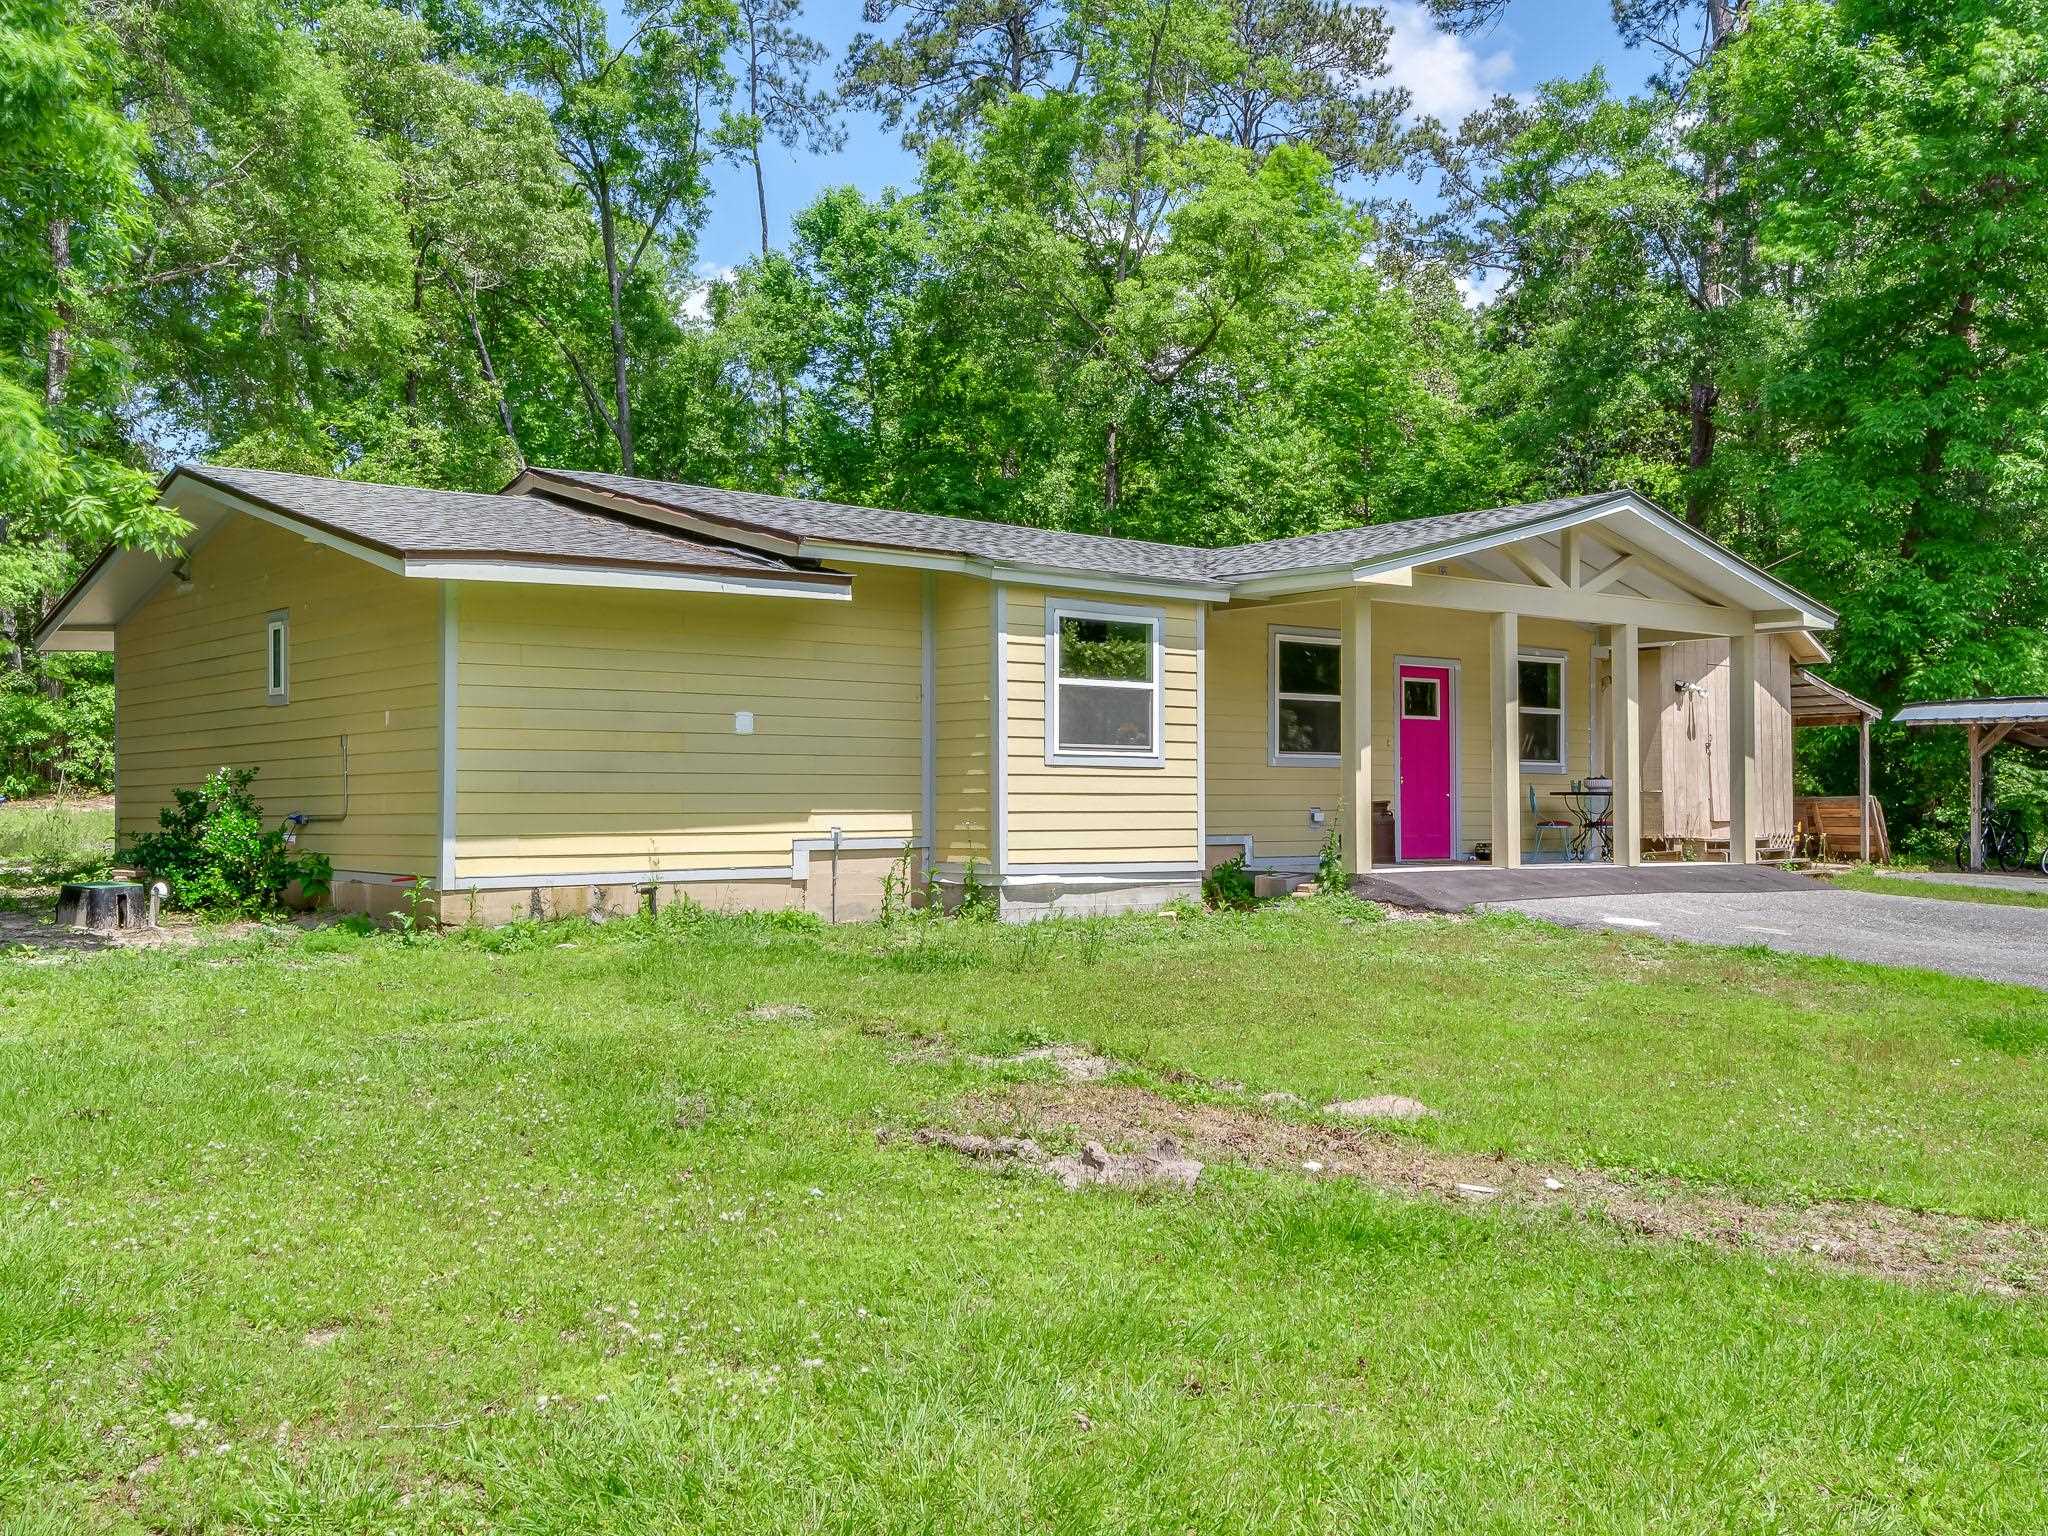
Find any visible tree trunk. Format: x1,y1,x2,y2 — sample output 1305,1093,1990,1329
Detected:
1685,379,1718,528
464,293,525,469
405,259,424,415
594,168,635,473
45,218,72,409
1104,420,1121,512
750,28,770,256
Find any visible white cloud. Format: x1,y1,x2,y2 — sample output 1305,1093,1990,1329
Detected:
681,262,738,325
1382,3,1516,124
1455,266,1508,309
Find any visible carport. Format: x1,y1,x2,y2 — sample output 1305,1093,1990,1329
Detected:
1891,698,2048,871
1789,668,1883,861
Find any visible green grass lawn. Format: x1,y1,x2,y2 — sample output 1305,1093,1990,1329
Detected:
1833,865,2048,910
0,802,115,892
3,902,2046,1533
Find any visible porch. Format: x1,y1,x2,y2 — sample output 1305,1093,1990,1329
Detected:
1203,498,1832,875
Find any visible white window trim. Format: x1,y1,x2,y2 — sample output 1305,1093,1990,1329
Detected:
1268,626,1341,767
265,611,289,706
1518,647,1566,773
1043,598,1166,768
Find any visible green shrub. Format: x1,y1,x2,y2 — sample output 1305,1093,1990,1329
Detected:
1316,827,1347,896
123,767,332,915
1203,854,1256,910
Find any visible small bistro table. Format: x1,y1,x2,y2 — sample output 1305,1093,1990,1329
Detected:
1548,788,1613,861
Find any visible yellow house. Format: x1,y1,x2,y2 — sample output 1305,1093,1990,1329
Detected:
38,465,1838,920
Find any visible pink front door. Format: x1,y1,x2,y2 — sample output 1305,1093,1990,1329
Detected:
1397,664,1454,860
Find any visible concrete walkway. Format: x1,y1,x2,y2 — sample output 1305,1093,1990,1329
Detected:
1351,861,1814,914
1492,884,2048,990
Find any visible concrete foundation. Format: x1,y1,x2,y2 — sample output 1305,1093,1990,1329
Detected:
995,878,1201,921
330,853,1199,927
329,846,920,929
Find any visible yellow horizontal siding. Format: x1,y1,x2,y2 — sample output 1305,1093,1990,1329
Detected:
933,575,991,866
452,570,924,878
1205,601,1593,860
1001,587,1200,868
114,513,441,875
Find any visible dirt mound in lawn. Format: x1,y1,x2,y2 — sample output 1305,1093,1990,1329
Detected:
954,1082,2048,1297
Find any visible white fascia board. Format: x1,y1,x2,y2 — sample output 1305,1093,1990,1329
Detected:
403,559,851,600
1227,494,1836,629
1342,500,1628,587
800,540,1229,603
1612,500,1838,628
989,563,1228,602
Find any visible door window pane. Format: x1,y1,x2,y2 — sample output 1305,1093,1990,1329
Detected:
1402,678,1440,718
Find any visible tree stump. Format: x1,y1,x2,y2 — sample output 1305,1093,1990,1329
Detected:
55,881,147,932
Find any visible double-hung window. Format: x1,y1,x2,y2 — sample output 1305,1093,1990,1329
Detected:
1045,603,1163,766
1518,651,1565,771
265,612,290,706
1270,629,1341,764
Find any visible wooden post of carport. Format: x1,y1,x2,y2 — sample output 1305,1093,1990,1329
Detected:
1968,723,1983,871
1858,714,1871,864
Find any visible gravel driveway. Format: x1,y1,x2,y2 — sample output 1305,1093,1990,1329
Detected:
1492,884,2048,991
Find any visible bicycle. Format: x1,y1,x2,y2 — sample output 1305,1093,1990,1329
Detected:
1957,803,2031,873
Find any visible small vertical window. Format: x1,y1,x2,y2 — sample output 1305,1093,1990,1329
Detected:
1270,630,1341,762
1518,653,1564,770
266,612,289,705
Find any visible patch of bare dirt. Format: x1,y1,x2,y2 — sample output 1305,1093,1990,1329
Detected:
0,900,273,957
938,1082,2048,1296
968,1043,1121,1081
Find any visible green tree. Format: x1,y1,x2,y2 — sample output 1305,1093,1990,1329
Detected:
842,0,1076,148
314,0,585,484
717,0,844,256
493,0,735,472
1711,0,2048,817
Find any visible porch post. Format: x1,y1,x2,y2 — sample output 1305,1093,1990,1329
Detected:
1858,717,1871,863
1611,623,1641,866
1342,589,1374,875
1727,627,1758,864
1490,610,1521,868
1967,724,1983,871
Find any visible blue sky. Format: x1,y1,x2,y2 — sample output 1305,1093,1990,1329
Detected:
687,2,1653,279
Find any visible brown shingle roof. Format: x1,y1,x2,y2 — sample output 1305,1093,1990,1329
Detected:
522,468,1232,584
181,464,843,582
525,468,1636,586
